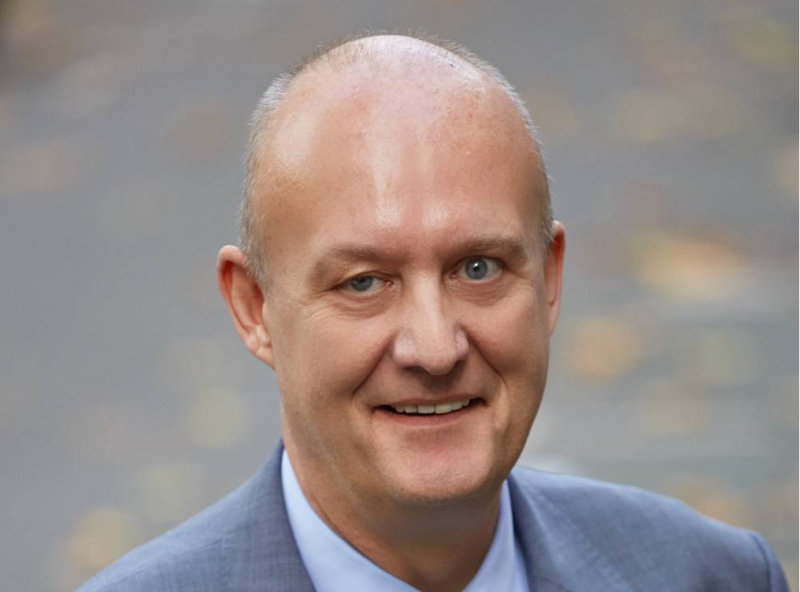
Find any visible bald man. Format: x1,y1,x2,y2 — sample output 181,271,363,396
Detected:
80,34,788,592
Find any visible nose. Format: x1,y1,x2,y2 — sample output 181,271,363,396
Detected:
391,279,469,376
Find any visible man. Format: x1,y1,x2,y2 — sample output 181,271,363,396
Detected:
80,33,788,591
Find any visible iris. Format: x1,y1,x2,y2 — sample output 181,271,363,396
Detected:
349,276,374,292
464,257,492,280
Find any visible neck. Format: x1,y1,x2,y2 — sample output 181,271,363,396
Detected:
286,445,502,592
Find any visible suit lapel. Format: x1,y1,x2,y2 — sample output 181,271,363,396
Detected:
221,442,315,592
508,471,634,592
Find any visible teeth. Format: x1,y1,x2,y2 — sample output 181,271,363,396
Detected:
390,399,472,415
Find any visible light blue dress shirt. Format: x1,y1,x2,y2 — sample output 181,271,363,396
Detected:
281,450,530,591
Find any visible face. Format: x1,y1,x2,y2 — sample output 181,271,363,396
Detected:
251,64,563,510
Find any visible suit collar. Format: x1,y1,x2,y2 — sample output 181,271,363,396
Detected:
221,442,633,592
508,469,633,592
221,441,315,592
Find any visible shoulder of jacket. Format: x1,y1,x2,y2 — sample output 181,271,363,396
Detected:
508,466,784,591
75,476,258,592
75,534,223,592
509,465,751,542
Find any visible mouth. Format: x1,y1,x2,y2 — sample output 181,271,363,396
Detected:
379,397,479,417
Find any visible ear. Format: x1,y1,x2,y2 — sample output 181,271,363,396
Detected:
544,221,566,336
216,245,275,368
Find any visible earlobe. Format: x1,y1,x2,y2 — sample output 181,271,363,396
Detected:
544,221,566,335
216,245,276,368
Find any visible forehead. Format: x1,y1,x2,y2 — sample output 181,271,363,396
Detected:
271,60,510,166
254,57,543,272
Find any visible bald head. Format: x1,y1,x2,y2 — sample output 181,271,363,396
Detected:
240,33,552,289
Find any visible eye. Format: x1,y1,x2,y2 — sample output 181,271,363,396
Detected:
340,275,386,295
458,257,501,281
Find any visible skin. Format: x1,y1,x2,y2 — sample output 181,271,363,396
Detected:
217,36,565,592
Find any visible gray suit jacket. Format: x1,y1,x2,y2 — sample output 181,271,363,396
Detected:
79,442,789,591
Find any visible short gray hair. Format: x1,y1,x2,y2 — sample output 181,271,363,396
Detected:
239,31,553,290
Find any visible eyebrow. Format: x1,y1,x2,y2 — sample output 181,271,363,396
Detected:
456,236,529,260
311,244,396,280
310,235,529,280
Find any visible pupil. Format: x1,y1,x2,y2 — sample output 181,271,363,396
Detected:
351,277,373,291
467,259,487,279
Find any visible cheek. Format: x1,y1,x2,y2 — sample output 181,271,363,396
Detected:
275,308,392,404
467,288,548,372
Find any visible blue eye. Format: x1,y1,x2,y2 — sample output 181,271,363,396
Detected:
343,275,385,295
460,257,500,281
350,276,374,291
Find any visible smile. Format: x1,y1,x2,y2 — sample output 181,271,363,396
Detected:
388,398,473,416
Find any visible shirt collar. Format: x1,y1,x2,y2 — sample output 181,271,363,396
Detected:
281,450,528,592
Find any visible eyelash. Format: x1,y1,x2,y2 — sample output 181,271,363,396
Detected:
338,256,502,296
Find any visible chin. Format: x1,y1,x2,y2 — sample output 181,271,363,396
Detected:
381,453,505,508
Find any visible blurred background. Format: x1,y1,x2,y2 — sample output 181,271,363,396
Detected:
0,0,796,590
